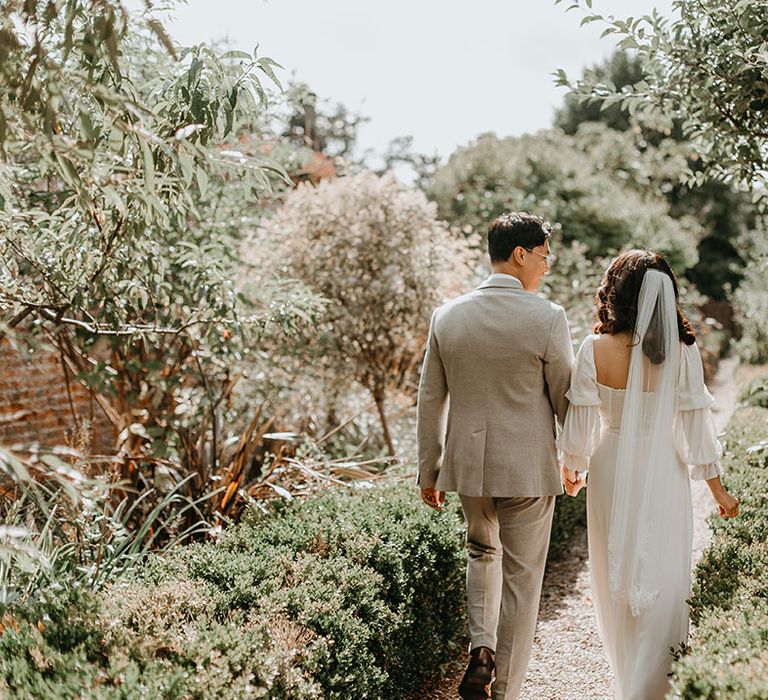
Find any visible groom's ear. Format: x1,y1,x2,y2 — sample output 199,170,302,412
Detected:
511,246,526,265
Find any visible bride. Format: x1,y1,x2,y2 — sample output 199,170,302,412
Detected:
558,250,739,699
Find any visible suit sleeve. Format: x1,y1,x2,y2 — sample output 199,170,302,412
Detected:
543,305,574,429
416,311,449,488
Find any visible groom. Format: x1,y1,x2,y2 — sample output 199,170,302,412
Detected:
417,212,574,699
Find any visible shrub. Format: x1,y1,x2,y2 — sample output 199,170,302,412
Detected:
740,378,768,410
670,403,768,699
256,171,476,455
0,474,589,699
427,126,704,273
0,482,467,699
549,491,587,559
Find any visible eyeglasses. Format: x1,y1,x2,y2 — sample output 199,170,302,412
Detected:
529,249,555,267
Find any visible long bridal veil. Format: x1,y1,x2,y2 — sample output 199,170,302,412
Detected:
607,269,680,617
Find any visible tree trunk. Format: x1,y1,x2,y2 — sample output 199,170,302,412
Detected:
373,388,395,457
303,92,317,149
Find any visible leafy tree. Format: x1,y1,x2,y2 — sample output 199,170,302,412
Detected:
0,1,322,525
280,81,369,159
428,125,705,271
258,171,475,455
557,1,767,355
555,48,750,301
555,0,768,188
376,135,442,192
555,51,645,135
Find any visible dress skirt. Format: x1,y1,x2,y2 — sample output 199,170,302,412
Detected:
587,430,694,700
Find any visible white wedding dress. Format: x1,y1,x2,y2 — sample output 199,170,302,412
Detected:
558,272,723,700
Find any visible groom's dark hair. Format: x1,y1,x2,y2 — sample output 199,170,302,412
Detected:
488,212,552,263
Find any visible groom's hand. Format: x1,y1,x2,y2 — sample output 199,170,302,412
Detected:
420,486,446,512
561,465,586,497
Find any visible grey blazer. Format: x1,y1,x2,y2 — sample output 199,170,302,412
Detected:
416,274,574,497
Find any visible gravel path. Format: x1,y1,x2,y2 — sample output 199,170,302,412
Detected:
424,355,741,700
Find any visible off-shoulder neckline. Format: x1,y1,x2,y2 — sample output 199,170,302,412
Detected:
596,381,626,392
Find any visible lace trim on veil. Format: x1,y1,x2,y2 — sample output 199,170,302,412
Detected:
608,552,660,616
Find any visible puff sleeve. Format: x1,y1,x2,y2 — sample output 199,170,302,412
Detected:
675,342,724,481
557,335,602,471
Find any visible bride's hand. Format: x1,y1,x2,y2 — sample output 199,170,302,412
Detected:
706,477,739,518
715,489,739,518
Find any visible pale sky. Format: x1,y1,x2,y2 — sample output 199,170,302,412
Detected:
149,0,675,163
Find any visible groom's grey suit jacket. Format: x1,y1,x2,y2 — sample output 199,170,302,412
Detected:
417,274,574,497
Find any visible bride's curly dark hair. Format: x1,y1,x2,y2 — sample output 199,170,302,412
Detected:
594,250,696,361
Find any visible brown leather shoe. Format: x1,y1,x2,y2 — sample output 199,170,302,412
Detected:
458,646,495,699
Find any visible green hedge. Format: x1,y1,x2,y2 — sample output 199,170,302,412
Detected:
740,377,768,409
670,405,768,699
0,483,466,699
0,480,585,699
549,490,587,558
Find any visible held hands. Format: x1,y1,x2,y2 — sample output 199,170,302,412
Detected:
420,486,446,512
562,465,586,497
422,469,588,507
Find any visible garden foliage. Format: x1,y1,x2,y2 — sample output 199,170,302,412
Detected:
0,478,587,698
556,49,751,303
733,227,768,364
428,124,703,272
257,171,475,454
557,3,768,363
670,402,768,698
0,483,466,699
0,0,327,566
556,0,768,188
1,0,766,693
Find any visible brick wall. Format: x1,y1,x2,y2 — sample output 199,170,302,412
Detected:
0,338,115,452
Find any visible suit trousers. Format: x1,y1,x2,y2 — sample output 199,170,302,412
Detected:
459,494,556,700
